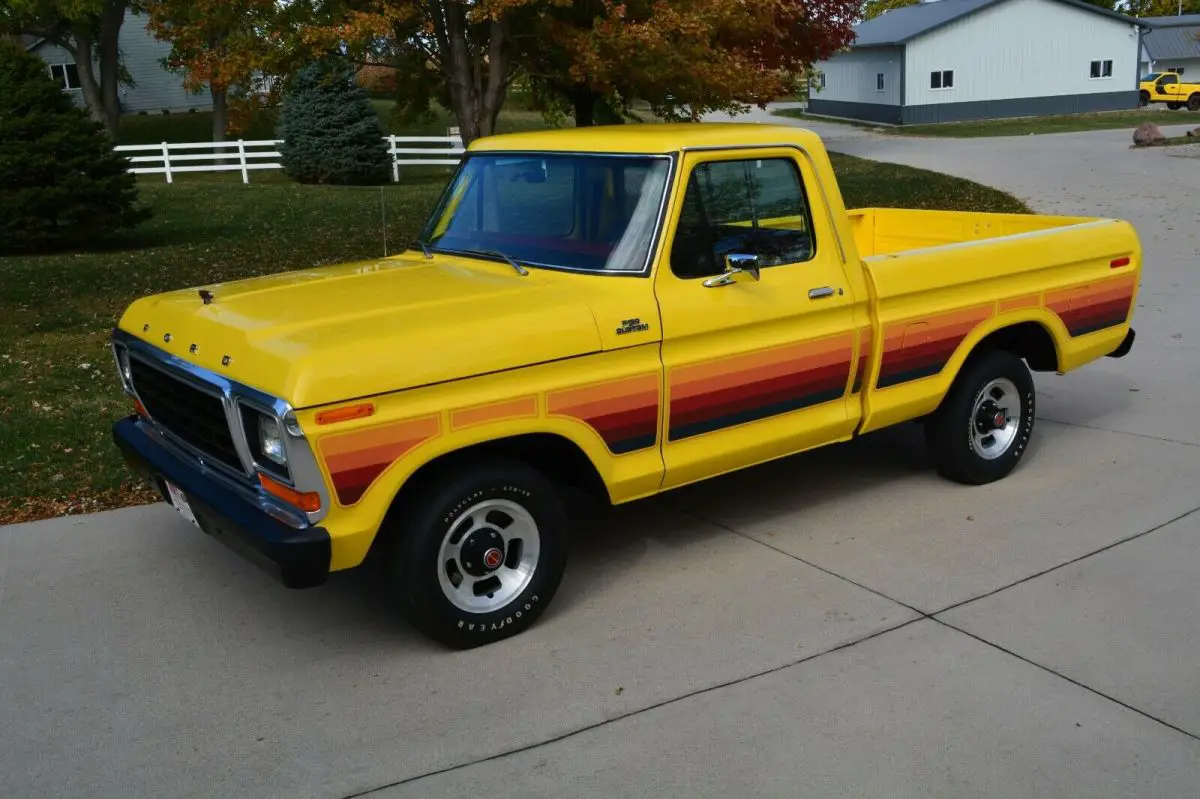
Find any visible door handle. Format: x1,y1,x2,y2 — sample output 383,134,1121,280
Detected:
808,287,836,299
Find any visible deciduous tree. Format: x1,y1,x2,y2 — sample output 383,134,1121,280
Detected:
0,0,129,135
861,0,918,21
142,0,280,141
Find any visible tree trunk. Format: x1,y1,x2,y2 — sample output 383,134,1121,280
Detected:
71,27,107,129
436,1,510,146
211,86,228,142
98,0,127,136
477,18,509,139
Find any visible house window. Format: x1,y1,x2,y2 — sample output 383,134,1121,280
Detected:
815,71,826,89
49,63,81,90
876,73,885,92
930,70,954,89
1090,60,1113,79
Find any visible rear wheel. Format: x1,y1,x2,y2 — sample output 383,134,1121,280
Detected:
1139,90,1150,107
1168,102,1183,110
925,350,1036,485
385,457,569,648
1189,94,1200,112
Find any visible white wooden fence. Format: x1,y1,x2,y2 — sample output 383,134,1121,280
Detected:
114,135,465,184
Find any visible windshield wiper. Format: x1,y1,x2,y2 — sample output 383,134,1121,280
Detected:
412,239,433,259
471,249,529,276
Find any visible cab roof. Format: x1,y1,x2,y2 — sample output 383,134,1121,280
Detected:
467,122,822,155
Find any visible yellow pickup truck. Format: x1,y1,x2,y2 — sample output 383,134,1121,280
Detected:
111,124,1141,647
1139,71,1200,110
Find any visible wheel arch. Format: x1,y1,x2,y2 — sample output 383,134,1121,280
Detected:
364,429,612,563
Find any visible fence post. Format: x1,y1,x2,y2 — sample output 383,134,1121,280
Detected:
238,139,249,184
390,135,399,183
161,141,173,184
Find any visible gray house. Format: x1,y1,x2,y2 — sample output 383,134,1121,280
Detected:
26,8,212,115
1139,14,1200,80
808,0,1145,125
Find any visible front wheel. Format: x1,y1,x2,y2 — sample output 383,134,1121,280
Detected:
925,350,1036,485
1139,90,1150,107
386,458,569,648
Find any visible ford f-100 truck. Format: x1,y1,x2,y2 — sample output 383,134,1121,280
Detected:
111,124,1141,648
1139,71,1200,110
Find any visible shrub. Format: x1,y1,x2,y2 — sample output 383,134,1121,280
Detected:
0,42,150,254
277,58,391,185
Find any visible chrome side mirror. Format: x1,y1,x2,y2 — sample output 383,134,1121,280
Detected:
702,253,760,288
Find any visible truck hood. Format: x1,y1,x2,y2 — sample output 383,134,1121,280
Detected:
116,253,603,408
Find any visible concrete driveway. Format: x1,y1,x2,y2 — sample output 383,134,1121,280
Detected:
3,116,1200,798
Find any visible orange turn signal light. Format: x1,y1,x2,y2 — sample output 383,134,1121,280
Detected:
1110,256,1131,268
134,398,149,418
315,402,375,426
258,473,322,513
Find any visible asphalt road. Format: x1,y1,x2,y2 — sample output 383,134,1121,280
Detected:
3,115,1200,798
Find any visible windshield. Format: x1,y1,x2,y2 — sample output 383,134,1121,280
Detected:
420,153,672,274
1142,73,1162,81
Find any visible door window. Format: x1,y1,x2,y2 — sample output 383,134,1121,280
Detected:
669,158,814,279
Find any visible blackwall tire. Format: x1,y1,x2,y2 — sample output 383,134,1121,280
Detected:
924,350,1036,485
387,457,568,649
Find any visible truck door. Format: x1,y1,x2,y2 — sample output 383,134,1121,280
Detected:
654,147,865,490
1157,73,1179,99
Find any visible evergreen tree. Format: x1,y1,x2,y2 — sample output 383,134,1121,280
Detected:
0,41,150,254
277,58,391,186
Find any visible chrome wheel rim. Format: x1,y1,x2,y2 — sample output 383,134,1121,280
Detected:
971,377,1021,460
437,499,540,613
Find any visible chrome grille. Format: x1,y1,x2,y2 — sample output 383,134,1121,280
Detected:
128,358,242,472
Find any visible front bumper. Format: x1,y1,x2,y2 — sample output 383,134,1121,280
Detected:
113,416,331,588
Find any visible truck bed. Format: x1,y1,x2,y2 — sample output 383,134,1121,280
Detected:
846,208,1103,258
845,207,1140,436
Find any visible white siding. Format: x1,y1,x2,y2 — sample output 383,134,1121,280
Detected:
905,0,1141,106
1146,57,1200,79
27,11,211,114
117,10,211,113
812,49,903,107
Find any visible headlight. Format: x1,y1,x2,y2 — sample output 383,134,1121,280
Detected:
258,415,287,466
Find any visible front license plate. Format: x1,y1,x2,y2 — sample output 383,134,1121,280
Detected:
165,481,199,528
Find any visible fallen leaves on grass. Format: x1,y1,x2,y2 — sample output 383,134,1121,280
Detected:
0,482,160,525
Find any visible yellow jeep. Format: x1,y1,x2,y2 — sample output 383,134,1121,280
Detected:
111,124,1141,647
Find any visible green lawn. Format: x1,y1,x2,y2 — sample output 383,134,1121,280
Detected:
0,154,1028,523
776,107,1198,137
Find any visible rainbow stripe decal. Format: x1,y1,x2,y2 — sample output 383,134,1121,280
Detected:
319,415,440,506
1045,275,1136,338
877,305,993,389
668,333,854,441
547,374,660,455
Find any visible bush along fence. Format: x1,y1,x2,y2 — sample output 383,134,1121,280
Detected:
114,135,465,184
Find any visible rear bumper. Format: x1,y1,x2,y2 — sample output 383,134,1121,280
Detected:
1107,328,1136,359
113,416,331,588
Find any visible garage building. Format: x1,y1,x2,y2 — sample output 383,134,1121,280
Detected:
1139,14,1200,80
808,0,1145,125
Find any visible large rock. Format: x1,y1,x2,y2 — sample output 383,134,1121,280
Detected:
1133,122,1166,146
1186,127,1200,138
